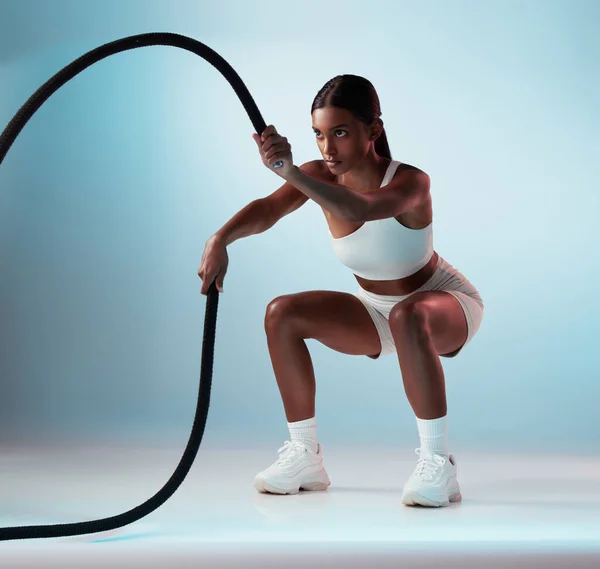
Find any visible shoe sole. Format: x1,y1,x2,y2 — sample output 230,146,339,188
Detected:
255,480,330,495
401,490,462,508
254,471,331,495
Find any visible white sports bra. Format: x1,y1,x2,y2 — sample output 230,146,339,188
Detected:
329,160,434,280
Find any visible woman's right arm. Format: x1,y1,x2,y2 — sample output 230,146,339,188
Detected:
214,177,311,246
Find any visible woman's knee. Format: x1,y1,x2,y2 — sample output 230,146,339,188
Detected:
264,295,300,333
389,296,431,337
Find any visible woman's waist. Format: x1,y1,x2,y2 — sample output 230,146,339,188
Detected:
355,251,440,296
356,252,483,307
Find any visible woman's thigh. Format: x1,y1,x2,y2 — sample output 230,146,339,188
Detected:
265,290,382,358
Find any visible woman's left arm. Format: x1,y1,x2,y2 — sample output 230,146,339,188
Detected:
254,124,429,221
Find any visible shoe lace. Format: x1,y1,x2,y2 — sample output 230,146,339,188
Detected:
276,440,309,466
414,448,447,481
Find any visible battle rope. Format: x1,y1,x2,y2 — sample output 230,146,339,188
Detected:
0,32,281,541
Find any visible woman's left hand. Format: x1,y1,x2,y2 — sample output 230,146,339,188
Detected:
252,125,295,178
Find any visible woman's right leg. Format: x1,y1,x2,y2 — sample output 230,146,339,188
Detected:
254,290,380,494
264,290,382,422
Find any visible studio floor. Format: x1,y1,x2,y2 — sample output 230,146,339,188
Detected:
0,442,599,568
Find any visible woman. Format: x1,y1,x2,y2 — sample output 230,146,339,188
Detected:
198,74,484,508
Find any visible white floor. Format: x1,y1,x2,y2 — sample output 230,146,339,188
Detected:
0,443,599,568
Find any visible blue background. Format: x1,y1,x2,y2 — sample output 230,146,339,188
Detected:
0,0,598,453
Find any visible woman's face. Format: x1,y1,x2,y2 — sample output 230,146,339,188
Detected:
311,106,373,173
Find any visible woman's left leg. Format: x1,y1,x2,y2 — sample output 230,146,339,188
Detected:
388,290,469,507
389,290,467,420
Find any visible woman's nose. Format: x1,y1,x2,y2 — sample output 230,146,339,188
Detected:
323,139,336,155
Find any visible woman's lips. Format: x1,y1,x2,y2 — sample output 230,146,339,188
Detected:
325,160,341,166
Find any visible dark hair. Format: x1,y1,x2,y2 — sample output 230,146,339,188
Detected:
311,74,391,159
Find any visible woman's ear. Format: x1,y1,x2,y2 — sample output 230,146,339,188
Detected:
370,118,384,140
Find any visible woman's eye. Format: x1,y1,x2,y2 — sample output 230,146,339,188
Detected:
314,130,347,138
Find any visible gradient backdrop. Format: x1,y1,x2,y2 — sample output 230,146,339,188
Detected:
0,0,598,455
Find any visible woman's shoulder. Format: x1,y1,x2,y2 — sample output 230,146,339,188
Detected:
395,161,428,177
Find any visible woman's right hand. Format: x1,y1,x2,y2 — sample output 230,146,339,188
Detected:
198,235,229,295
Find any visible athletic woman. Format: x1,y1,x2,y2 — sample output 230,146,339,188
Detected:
198,74,483,507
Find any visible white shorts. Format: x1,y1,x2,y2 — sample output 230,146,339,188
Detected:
353,255,484,359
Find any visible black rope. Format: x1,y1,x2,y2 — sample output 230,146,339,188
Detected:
0,32,273,541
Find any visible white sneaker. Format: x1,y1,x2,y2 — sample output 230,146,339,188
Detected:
401,448,462,507
253,440,331,495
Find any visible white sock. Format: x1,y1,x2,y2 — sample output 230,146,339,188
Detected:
416,415,449,456
287,416,318,453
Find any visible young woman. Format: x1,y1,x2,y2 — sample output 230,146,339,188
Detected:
198,74,484,508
